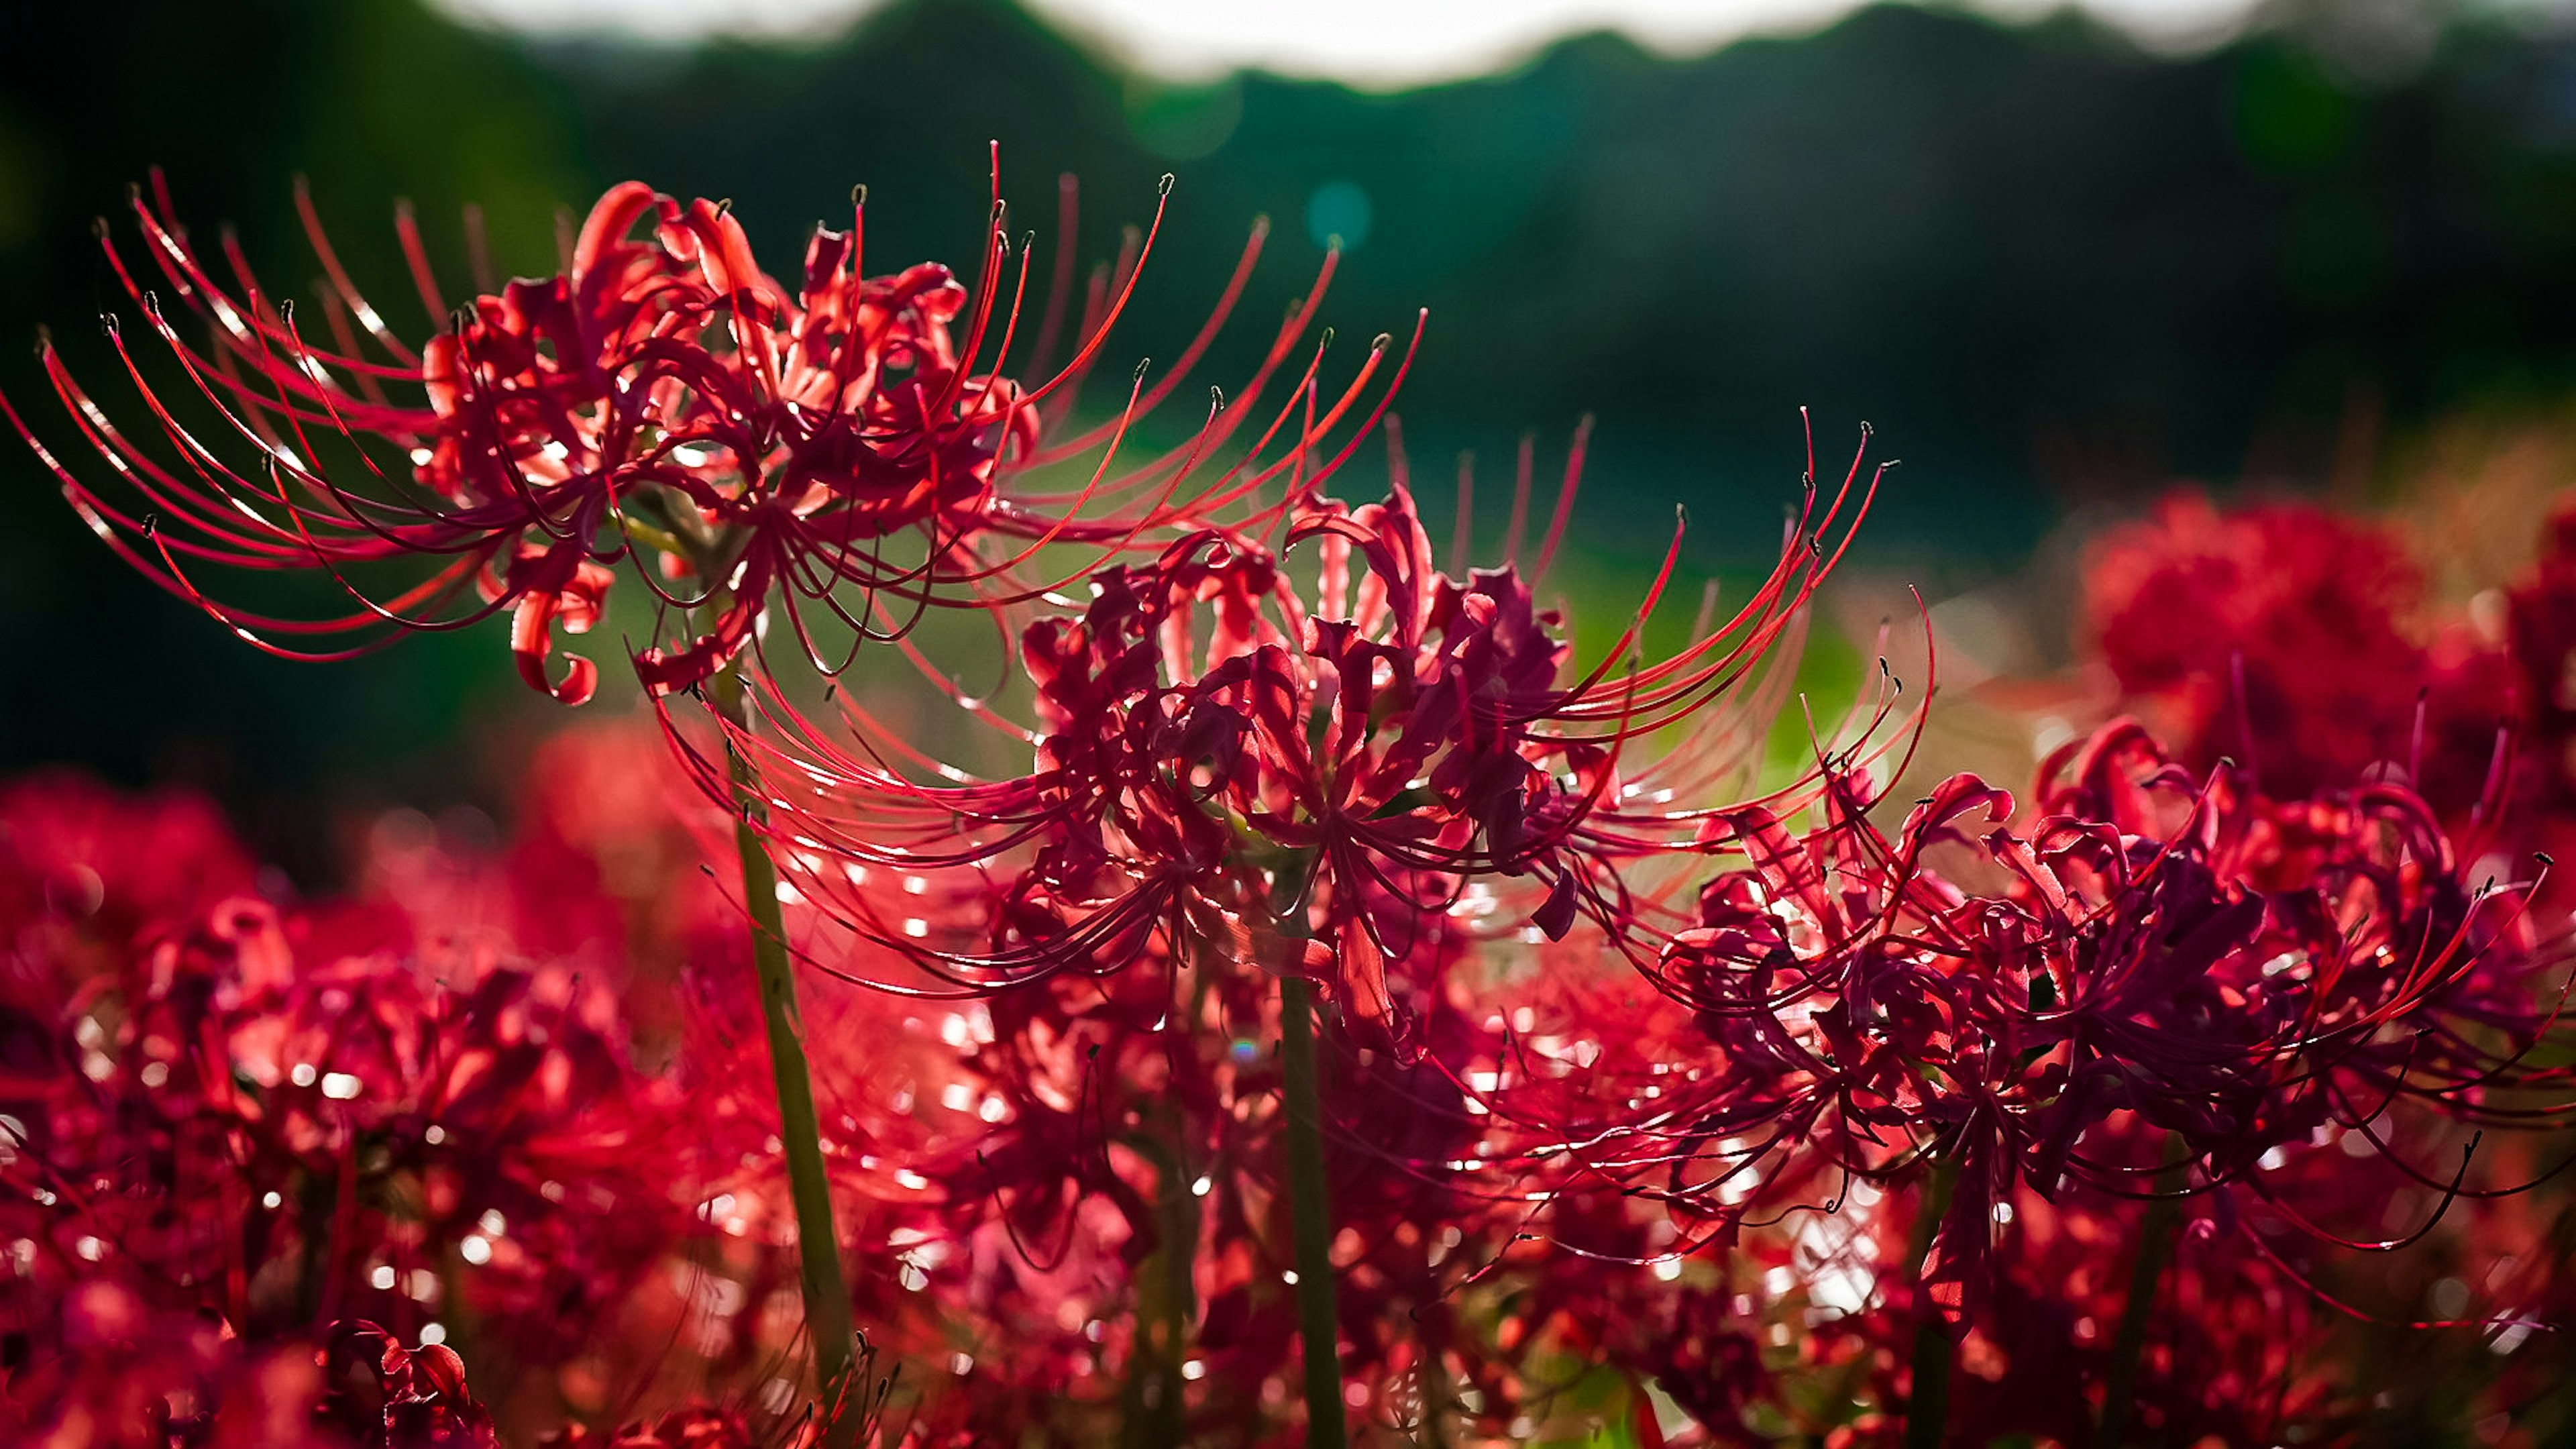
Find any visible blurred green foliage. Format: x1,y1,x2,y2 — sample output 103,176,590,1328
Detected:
7,0,2576,878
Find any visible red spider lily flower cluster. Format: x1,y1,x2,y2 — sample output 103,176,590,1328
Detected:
1341,708,2559,1444
2082,489,2542,832
895,945,1503,1441
710,745,2514,1444
661,406,2576,1443
19,162,2576,1449
618,415,1869,1439
2084,492,2453,800
688,430,1872,1051
0,762,881,1446
12,494,2573,1447
8,162,1401,704
706,850,1723,1443
1601,718,2550,1312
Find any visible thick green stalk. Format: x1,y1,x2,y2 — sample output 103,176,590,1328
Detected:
1279,975,1346,1449
1119,1126,1198,1449
2098,1136,2188,1447
1904,1157,1961,1449
708,666,859,1446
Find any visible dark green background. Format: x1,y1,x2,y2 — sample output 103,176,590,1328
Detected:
6,0,2574,878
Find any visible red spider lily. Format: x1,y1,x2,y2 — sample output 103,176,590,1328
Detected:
6,160,1391,704
629,778,1656,1440
357,715,747,1050
686,422,1878,1048
0,782,727,1432
1758,1122,2576,1446
790,874,1709,1444
2080,489,2540,823
2084,492,2437,799
322,1321,498,1448
650,417,1876,1443
0,771,258,951
1546,1103,2535,1446
641,859,1185,1436
0,760,934,1444
1519,714,2555,1329
2080,484,2576,948
0,894,700,1378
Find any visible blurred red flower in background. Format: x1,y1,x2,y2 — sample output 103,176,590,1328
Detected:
0,737,885,1445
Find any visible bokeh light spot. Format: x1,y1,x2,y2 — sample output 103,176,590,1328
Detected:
1307,180,1372,250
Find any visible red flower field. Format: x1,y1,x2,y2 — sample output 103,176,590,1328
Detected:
5,169,2573,1448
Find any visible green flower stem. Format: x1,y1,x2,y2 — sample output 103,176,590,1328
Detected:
708,664,860,1447
1279,974,1347,1449
1120,1125,1198,1448
2099,1135,2188,1447
1904,1157,1961,1449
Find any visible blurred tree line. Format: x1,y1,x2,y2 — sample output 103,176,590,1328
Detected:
5,0,2575,875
